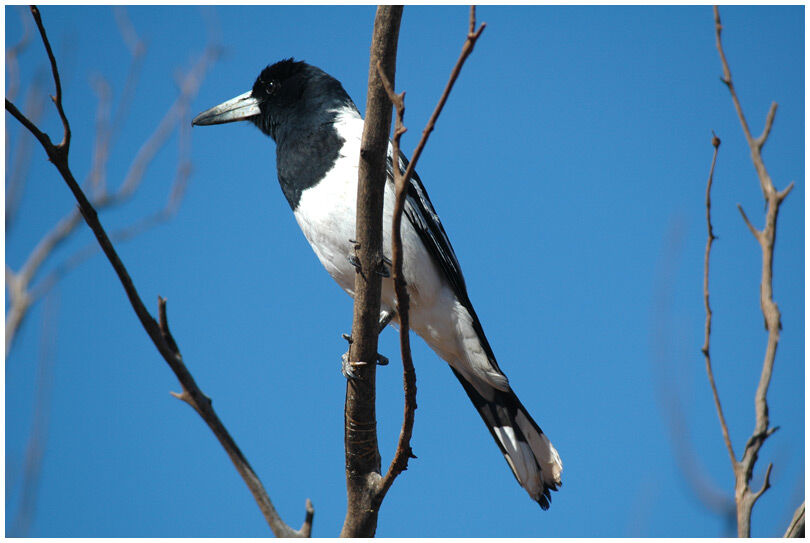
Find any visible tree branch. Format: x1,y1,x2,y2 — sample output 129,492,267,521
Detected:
30,6,70,153
784,501,805,538
701,133,737,469
6,7,310,537
5,36,218,358
376,4,485,500
713,6,794,536
341,6,402,538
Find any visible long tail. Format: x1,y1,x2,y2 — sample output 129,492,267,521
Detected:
451,368,563,509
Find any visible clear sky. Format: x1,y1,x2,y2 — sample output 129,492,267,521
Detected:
5,5,804,538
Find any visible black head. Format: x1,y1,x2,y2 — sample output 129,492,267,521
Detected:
192,59,356,143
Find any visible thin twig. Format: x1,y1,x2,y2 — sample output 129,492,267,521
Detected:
5,44,218,357
375,68,416,498
6,8,310,537
701,133,736,468
376,4,486,501
30,6,70,153
6,74,47,230
396,6,485,190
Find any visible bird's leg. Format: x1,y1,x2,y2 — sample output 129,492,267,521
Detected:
341,309,397,379
347,239,390,278
378,308,396,333
347,239,363,279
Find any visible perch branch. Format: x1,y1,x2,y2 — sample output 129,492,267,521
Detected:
341,6,402,538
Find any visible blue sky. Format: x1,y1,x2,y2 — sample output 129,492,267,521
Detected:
5,5,804,537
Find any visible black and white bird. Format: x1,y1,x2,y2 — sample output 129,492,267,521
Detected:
192,59,562,509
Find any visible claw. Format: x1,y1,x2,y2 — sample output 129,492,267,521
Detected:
342,352,367,380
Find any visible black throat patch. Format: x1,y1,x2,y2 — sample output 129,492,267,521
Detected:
275,115,345,210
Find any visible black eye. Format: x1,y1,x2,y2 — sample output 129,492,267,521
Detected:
265,80,278,95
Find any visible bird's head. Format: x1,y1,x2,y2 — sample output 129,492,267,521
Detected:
192,58,355,143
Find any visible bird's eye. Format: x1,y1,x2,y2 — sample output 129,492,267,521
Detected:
265,80,278,95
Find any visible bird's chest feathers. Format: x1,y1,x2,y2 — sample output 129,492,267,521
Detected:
290,111,365,293
293,152,361,293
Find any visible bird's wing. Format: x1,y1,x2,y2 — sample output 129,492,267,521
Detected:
387,150,466,297
387,149,503,374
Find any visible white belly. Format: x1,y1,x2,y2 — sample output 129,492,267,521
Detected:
291,111,508,392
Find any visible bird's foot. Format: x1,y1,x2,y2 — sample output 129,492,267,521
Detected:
341,328,390,380
347,239,362,275
346,239,391,278
376,255,392,278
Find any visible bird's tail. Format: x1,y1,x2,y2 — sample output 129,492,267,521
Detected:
451,368,562,509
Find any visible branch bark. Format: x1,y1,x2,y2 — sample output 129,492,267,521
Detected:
342,7,485,536
712,6,794,537
6,6,311,537
341,6,402,538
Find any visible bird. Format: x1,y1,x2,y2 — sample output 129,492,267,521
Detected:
192,58,562,509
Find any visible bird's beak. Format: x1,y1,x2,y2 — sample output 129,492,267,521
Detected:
192,90,261,126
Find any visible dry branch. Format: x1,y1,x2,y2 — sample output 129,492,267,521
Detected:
341,6,402,538
342,6,485,536
711,6,795,537
701,133,736,469
6,6,311,537
784,502,805,538
5,13,217,357
376,4,485,499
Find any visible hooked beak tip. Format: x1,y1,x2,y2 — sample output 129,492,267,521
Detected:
192,90,261,127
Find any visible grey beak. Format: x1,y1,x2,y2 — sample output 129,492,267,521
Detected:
192,90,261,126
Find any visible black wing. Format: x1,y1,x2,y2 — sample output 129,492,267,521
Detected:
386,149,503,373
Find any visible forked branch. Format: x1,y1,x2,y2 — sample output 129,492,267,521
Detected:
6,6,311,537
712,6,796,537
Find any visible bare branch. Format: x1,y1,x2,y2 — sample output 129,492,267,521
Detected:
785,502,805,538
7,8,310,537
341,6,402,538
6,6,34,104
7,74,48,231
395,6,485,189
375,66,417,499
701,133,737,468
30,6,70,153
713,6,795,536
714,5,776,198
5,44,218,357
87,74,112,195
376,5,485,500
756,102,777,149
736,203,760,240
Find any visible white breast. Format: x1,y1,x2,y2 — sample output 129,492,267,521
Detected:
292,108,503,390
